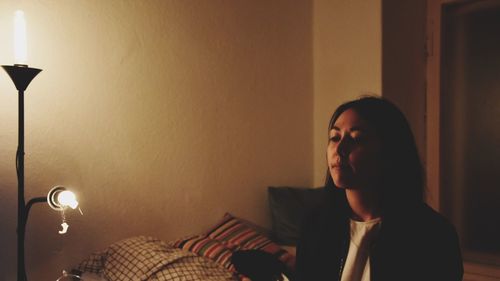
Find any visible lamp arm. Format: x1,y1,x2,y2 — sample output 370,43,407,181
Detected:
23,197,47,226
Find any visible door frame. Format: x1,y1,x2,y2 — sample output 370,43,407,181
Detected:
426,0,500,279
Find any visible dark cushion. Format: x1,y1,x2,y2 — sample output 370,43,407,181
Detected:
231,249,288,281
268,186,326,245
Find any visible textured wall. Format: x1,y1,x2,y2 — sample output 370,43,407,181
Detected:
313,0,382,186
0,1,313,280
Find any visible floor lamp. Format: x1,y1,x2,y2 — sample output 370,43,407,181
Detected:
3,64,81,281
3,11,80,281
3,63,42,281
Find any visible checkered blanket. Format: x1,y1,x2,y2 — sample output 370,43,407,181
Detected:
75,236,237,281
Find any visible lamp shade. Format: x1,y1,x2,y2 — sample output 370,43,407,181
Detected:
47,186,79,210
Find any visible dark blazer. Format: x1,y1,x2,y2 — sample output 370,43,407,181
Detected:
295,190,463,281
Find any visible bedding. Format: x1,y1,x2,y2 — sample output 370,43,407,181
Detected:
80,272,106,281
73,187,314,281
75,236,236,280
74,214,295,281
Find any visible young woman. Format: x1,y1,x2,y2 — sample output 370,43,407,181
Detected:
295,97,463,281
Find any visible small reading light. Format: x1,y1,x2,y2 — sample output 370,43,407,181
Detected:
47,186,79,210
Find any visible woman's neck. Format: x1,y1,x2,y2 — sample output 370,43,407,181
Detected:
345,188,381,221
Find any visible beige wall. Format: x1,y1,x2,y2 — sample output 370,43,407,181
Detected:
313,0,382,186
0,1,313,280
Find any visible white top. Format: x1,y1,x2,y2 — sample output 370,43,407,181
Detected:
340,218,382,281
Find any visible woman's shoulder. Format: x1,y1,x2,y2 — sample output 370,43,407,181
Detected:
408,204,463,278
379,204,463,280
405,203,459,240
384,203,457,239
415,204,454,227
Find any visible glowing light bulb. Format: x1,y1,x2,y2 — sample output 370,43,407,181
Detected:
14,10,28,64
57,190,78,209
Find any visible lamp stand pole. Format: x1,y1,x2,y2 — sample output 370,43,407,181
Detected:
2,64,42,281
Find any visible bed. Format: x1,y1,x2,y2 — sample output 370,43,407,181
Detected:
70,186,324,281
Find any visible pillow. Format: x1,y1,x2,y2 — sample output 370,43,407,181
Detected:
173,235,234,270
173,213,295,274
268,186,326,245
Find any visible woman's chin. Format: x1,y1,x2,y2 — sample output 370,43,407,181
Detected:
331,169,354,187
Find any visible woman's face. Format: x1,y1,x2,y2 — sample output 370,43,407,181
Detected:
327,108,382,190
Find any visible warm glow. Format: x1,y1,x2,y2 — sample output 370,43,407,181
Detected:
57,190,79,209
14,10,27,64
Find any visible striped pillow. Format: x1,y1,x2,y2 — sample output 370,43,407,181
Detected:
173,235,236,270
207,213,295,269
174,213,295,273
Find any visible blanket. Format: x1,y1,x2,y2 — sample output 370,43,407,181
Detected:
75,236,237,281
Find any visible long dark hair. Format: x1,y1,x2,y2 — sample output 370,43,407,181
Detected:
325,96,424,214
